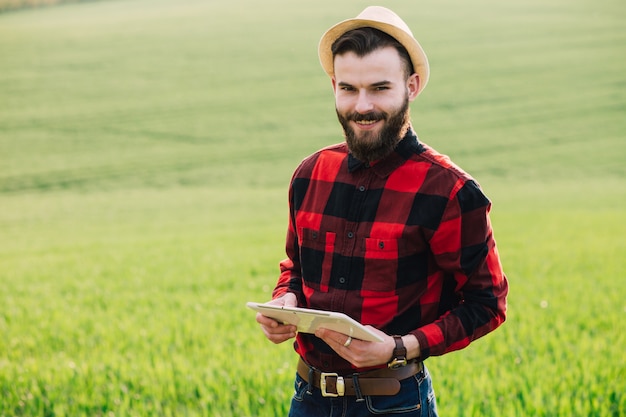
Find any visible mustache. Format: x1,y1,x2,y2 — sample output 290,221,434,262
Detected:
346,112,387,122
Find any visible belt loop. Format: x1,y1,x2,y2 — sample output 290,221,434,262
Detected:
306,367,315,395
352,374,365,402
417,361,425,380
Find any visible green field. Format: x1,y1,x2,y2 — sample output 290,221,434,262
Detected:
1,0,625,415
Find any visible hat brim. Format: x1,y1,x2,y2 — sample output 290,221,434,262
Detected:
318,18,429,96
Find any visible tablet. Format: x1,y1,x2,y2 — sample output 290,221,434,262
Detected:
247,302,384,342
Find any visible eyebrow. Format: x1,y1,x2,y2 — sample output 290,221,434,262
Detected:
337,80,394,89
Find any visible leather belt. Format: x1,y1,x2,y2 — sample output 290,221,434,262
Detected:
297,358,423,397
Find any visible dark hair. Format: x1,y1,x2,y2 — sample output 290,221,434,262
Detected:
331,27,414,78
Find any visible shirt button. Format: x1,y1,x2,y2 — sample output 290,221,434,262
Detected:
379,241,385,249
358,186,366,192
339,277,346,284
347,232,354,238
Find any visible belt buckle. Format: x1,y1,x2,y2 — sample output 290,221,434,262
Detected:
320,372,345,397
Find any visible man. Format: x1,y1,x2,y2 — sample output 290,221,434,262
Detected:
256,6,508,416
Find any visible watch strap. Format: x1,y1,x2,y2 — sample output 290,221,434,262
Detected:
388,335,408,368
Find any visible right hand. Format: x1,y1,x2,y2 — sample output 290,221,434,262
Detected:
256,293,298,344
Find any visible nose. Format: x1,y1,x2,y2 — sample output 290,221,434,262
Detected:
354,90,374,114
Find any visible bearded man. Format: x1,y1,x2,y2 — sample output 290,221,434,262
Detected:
255,6,508,416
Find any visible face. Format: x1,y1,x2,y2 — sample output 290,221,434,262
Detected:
332,46,420,162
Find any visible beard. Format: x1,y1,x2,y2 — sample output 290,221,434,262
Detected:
336,95,410,163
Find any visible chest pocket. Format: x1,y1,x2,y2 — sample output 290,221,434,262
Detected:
361,237,403,292
298,228,335,292
364,238,399,259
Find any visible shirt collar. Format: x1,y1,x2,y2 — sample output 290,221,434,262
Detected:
347,129,424,177
347,153,365,172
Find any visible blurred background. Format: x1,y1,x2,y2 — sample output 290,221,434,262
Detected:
1,0,624,415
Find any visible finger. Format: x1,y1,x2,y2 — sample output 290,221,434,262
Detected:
271,324,297,335
256,312,296,330
262,324,297,344
265,292,298,308
281,292,298,307
316,328,350,348
256,312,279,327
257,313,296,341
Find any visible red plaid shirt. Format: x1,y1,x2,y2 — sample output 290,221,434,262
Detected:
273,130,508,373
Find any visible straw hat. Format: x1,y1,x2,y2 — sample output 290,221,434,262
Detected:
318,6,429,96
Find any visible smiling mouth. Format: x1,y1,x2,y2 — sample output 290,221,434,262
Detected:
355,119,379,126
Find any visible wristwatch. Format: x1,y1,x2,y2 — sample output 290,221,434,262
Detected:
388,335,408,368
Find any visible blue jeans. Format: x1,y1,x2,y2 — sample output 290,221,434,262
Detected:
288,365,438,417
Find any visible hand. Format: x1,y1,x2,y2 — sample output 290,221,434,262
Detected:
256,293,298,344
315,327,395,369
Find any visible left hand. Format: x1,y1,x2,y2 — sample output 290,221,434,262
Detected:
315,327,394,368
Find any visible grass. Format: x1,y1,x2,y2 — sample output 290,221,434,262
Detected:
0,0,88,14
0,0,625,415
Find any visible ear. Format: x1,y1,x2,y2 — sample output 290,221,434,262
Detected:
331,76,338,94
406,73,420,101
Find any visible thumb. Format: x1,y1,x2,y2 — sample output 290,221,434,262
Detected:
283,292,298,307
